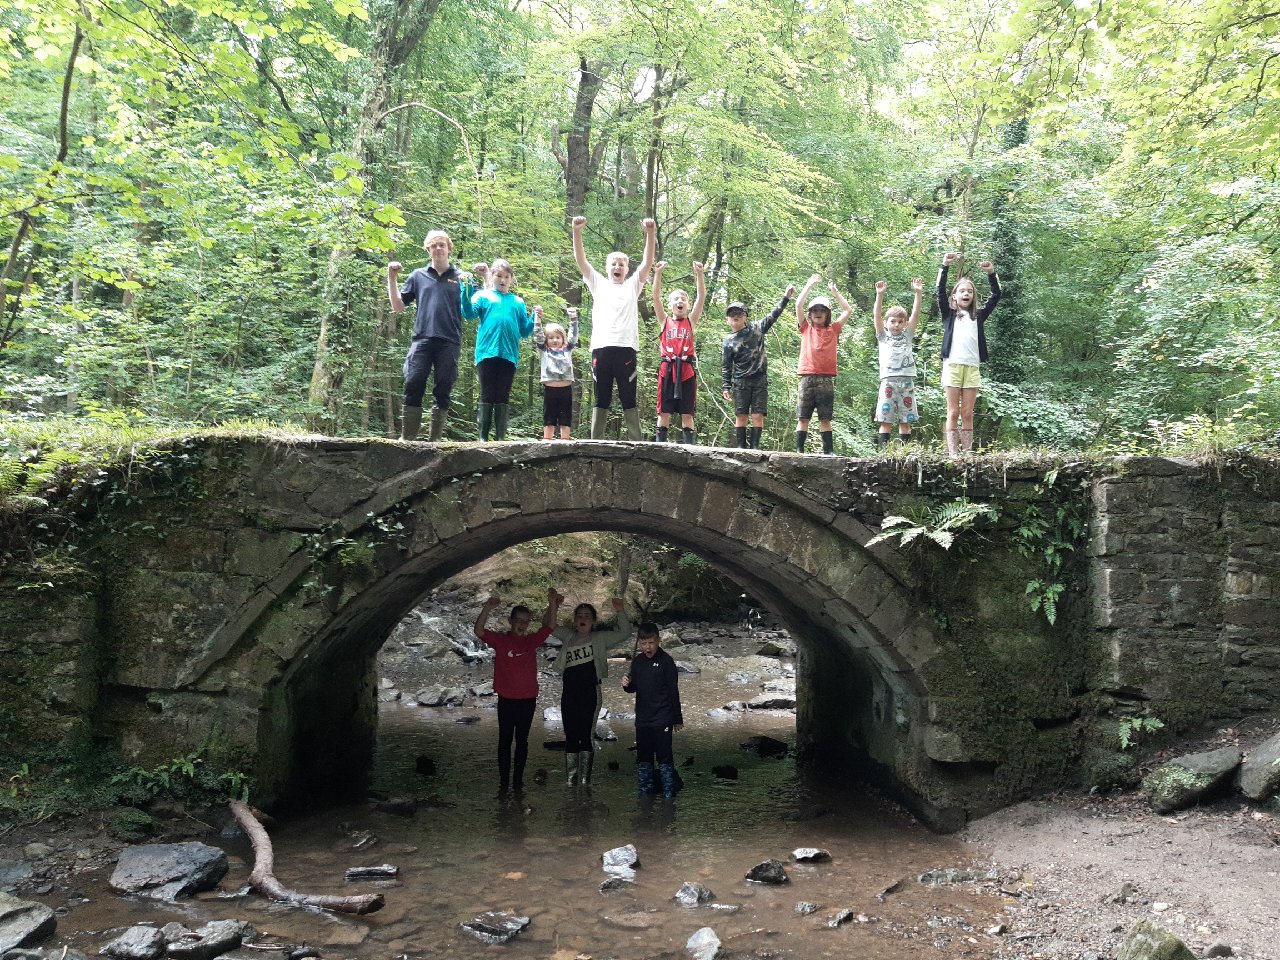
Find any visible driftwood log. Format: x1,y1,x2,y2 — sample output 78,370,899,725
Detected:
229,800,385,915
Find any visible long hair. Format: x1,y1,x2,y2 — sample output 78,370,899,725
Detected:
948,275,984,314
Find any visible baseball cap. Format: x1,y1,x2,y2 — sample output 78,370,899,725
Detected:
808,295,832,311
726,301,748,315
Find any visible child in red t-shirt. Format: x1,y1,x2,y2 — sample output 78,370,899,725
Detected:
474,588,563,794
793,273,853,454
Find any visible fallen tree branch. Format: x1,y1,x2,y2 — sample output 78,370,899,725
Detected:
229,800,384,915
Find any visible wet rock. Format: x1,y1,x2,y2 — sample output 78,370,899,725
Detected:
0,862,34,887
100,925,166,960
159,925,192,944
164,920,247,960
739,735,788,758
21,846,53,862
792,848,831,863
917,868,978,885
468,680,494,697
724,672,758,685
0,894,57,952
1110,881,1137,903
458,912,528,945
594,722,618,742
412,686,465,707
708,903,740,913
542,706,563,729
1141,747,1241,814
108,844,228,901
756,639,796,657
674,661,701,674
794,902,821,916
711,765,738,780
286,947,319,960
1237,732,1280,800
685,927,720,960
673,883,715,906
414,755,436,777
5,950,90,960
599,877,632,893
601,845,639,879
744,859,789,884
1114,919,1195,960
375,686,401,703
602,911,660,930
1206,944,1234,957
761,678,796,695
826,908,854,928
745,695,796,710
453,716,480,724
343,865,397,881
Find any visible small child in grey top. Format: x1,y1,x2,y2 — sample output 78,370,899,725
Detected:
872,277,923,449
535,307,580,440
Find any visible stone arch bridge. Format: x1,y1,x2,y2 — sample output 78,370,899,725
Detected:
3,439,1277,830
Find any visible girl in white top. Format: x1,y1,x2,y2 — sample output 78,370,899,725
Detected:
937,252,1001,455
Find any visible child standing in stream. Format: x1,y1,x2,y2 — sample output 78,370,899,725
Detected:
553,598,629,787
621,622,684,800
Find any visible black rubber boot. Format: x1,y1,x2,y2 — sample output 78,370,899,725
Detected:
821,430,834,454
656,426,669,443
748,426,762,449
477,403,493,441
735,426,748,448
400,405,422,441
796,429,808,453
493,403,509,440
682,428,696,445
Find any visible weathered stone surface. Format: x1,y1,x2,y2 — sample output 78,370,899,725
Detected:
601,845,639,879
685,927,720,960
0,894,56,952
1142,747,1241,813
792,848,831,863
458,912,528,945
1115,919,1196,960
412,685,465,707
1237,732,1280,800
108,844,228,901
99,925,166,960
740,736,788,758
744,859,789,884
673,882,715,906
165,920,246,960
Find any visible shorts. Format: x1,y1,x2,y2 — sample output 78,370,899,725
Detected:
942,362,982,389
732,373,768,416
874,377,918,424
543,384,573,427
658,361,697,415
796,374,835,421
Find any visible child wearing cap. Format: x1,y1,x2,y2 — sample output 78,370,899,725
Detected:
793,274,853,454
720,285,796,449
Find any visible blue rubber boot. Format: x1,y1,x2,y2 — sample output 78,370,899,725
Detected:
658,763,677,800
637,762,655,796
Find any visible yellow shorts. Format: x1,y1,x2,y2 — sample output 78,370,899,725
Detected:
942,362,982,389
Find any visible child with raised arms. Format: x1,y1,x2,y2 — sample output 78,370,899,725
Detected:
937,252,1000,455
469,259,536,441
553,598,629,787
652,259,707,443
872,276,924,449
720,285,796,449
793,274,853,454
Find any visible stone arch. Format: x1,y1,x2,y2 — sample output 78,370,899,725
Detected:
157,442,957,827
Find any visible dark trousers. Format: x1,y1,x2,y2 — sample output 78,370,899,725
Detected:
403,337,460,409
477,357,517,404
592,346,638,409
497,696,536,790
561,667,598,753
635,724,674,766
543,384,573,427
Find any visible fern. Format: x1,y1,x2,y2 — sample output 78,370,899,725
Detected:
868,499,997,550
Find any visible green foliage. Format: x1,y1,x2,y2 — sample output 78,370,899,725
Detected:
868,499,998,551
1012,469,1087,625
1118,715,1165,751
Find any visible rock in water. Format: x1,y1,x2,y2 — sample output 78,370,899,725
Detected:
711,765,738,780
599,877,633,893
0,893,57,953
792,847,831,863
344,864,398,881
165,920,246,960
744,859,789,884
1141,747,1241,814
826,908,854,928
601,844,640,879
99,925,166,960
686,927,721,960
1115,919,1196,960
414,755,436,777
794,901,821,915
739,735,788,758
673,882,715,906
459,912,529,945
108,843,228,901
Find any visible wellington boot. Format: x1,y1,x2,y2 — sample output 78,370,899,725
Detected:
400,405,423,442
623,407,643,441
658,763,678,800
795,429,808,453
565,751,579,786
590,407,607,439
477,403,494,442
637,761,656,795
682,428,696,445
960,428,974,453
578,750,594,787
821,430,834,455
429,407,446,442
656,426,669,443
494,404,509,441
946,429,960,456
748,426,762,449
735,426,748,448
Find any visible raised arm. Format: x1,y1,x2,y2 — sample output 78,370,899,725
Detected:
795,273,821,327
873,280,886,336
651,260,666,319
908,277,924,331
762,283,797,334
387,262,405,313
978,260,1001,318
634,218,657,286
473,594,501,640
543,587,564,630
571,216,592,280
828,280,853,325
533,308,546,349
566,307,580,348
937,252,958,318
689,261,707,325
519,302,537,338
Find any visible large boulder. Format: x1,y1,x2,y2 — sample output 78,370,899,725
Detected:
108,843,228,901
0,893,56,953
1237,732,1280,801
99,925,166,960
1141,747,1241,813
1115,919,1196,960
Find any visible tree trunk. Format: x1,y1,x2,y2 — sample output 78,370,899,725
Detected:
553,59,607,304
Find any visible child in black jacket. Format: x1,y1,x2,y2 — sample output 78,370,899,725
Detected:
621,623,683,799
